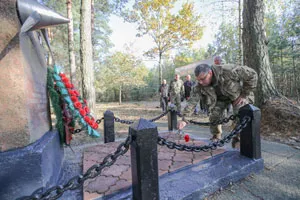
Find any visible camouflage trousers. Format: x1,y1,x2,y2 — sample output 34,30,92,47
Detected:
170,94,182,113
209,100,249,139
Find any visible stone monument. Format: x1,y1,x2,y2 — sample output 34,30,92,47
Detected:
0,0,69,199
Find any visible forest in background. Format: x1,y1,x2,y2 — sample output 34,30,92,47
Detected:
42,0,299,104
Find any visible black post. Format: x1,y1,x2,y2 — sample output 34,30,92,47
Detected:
130,118,159,200
104,110,115,143
168,104,177,131
238,104,261,159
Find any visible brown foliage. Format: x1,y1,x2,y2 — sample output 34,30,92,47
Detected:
260,97,300,144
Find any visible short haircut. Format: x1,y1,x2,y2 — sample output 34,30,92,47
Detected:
214,56,222,63
194,64,211,77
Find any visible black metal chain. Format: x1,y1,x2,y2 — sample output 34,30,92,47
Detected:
114,116,134,124
114,110,169,124
149,110,169,122
157,116,251,152
177,112,239,126
73,117,104,134
18,136,132,200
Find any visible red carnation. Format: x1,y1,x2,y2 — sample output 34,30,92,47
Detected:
92,122,98,129
65,83,72,88
73,90,80,96
71,96,78,102
79,109,86,116
62,77,69,84
74,101,82,109
88,120,94,126
59,73,66,77
84,106,90,113
84,116,90,123
184,134,190,142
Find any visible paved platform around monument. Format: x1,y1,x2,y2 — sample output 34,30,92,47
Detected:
83,131,226,199
82,130,263,200
58,121,300,200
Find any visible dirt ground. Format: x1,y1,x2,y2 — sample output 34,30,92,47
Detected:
67,100,300,150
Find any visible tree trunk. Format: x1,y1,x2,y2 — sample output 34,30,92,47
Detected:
67,0,77,88
119,85,122,105
292,41,297,97
80,0,96,112
238,0,243,65
242,0,279,107
158,51,162,86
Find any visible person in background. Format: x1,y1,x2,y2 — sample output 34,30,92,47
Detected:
214,55,223,65
169,74,185,113
184,75,193,101
158,79,169,112
177,63,257,147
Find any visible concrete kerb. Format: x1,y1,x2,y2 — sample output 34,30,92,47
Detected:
96,150,263,200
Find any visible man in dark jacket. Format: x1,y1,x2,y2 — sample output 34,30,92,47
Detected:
184,75,193,101
159,79,169,112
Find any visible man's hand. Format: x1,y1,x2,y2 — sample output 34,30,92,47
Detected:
233,95,248,106
177,120,187,130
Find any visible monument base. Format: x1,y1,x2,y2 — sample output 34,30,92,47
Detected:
0,131,64,200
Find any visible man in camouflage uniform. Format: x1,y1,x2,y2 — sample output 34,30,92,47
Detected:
169,74,185,113
178,63,257,146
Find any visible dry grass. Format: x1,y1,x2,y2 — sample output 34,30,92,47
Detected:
70,101,168,146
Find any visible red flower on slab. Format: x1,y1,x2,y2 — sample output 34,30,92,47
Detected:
184,134,190,142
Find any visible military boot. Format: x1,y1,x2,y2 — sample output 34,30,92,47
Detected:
231,135,240,148
210,134,221,142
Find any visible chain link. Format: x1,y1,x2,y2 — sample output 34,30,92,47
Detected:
114,110,169,124
73,117,104,134
18,136,132,200
149,110,169,122
158,116,251,152
177,112,239,126
114,116,134,124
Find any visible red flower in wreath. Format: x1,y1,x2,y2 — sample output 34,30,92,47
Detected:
74,101,82,109
79,108,86,116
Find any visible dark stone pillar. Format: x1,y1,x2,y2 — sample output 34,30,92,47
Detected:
104,110,115,143
130,118,159,200
239,104,261,159
168,104,177,131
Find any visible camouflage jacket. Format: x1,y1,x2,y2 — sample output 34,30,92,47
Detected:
169,79,185,96
183,64,258,115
